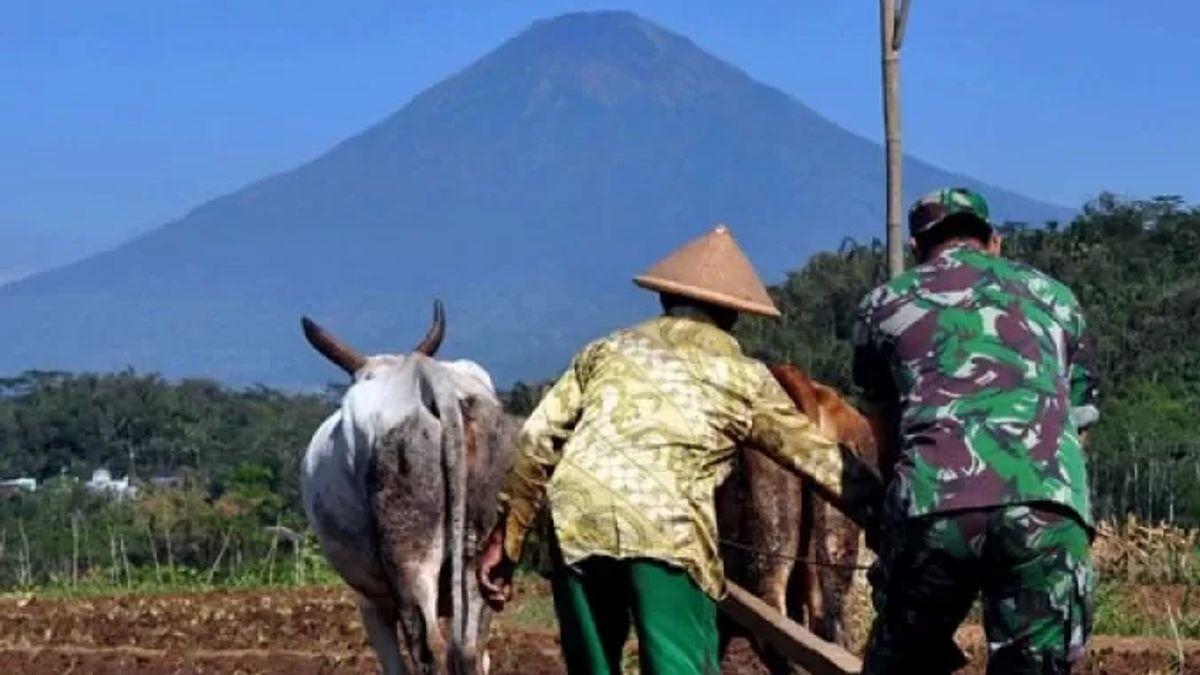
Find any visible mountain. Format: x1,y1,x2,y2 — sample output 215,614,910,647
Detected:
0,10,1073,388
0,222,112,285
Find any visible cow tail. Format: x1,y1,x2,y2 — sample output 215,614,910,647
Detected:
430,364,468,670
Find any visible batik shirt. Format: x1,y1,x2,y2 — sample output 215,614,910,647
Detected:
498,315,881,599
852,244,1100,526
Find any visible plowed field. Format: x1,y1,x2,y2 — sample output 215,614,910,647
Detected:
0,586,1191,674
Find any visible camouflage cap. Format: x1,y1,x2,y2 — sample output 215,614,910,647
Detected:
908,187,992,237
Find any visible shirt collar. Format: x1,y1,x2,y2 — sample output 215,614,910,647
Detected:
930,240,985,262
652,314,741,355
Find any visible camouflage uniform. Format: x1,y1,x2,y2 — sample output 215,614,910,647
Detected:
852,188,1100,674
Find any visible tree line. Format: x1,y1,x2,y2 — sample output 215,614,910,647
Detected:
0,371,337,589
0,193,1196,590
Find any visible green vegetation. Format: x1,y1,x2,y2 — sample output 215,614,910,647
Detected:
0,193,1197,594
1093,580,1200,640
0,370,335,508
0,470,341,593
0,371,337,590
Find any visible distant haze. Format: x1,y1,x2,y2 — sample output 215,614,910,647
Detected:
0,11,1073,388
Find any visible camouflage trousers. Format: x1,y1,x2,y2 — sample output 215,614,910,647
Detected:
861,503,1094,675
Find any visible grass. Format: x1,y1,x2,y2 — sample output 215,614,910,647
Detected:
0,551,344,599
930,579,1200,643
506,573,557,632
3,578,346,601
9,557,1200,645
1093,580,1200,640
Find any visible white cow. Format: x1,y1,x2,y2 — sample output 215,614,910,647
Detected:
299,301,519,675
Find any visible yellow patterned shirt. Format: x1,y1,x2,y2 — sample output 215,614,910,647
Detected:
497,315,881,599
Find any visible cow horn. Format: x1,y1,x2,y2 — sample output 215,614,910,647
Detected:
300,316,366,375
413,300,446,357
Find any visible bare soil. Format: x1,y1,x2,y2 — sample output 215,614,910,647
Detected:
0,587,1191,674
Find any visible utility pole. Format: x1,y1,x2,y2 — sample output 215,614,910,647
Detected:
881,0,912,278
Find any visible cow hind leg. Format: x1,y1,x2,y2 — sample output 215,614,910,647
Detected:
358,594,407,675
815,507,861,648
456,566,490,674
388,541,448,675
745,564,806,675
370,416,452,674
398,561,449,675
473,600,494,675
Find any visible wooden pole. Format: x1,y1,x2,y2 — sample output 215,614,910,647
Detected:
71,513,80,587
720,581,862,675
108,526,120,586
881,0,911,278
119,534,132,588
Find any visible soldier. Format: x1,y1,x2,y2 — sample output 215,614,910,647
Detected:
478,224,882,675
852,188,1101,674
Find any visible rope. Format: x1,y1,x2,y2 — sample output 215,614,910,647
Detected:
718,538,874,572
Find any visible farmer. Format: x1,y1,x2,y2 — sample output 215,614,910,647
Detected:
478,224,882,675
852,188,1101,674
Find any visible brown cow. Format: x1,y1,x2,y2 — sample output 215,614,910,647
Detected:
717,363,878,674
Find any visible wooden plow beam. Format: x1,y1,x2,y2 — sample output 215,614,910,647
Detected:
719,581,862,675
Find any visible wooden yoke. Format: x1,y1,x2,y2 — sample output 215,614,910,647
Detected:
720,582,863,675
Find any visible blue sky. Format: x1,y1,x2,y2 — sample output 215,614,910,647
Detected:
2,1,1196,252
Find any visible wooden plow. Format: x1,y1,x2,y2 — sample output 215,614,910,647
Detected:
720,581,863,675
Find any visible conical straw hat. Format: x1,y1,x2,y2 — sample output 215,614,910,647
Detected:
634,224,780,317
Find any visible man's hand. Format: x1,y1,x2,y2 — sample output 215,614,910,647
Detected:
478,526,516,611
864,509,883,554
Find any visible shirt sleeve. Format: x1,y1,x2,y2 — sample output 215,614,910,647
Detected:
851,294,897,410
496,346,590,562
1067,308,1101,430
742,373,883,533
851,293,903,483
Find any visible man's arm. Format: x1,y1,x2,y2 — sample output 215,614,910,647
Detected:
1067,312,1101,447
862,405,900,485
743,376,883,534
852,342,900,485
850,298,901,484
495,349,588,562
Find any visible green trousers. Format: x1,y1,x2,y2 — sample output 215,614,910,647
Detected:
863,503,1094,675
550,555,720,675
